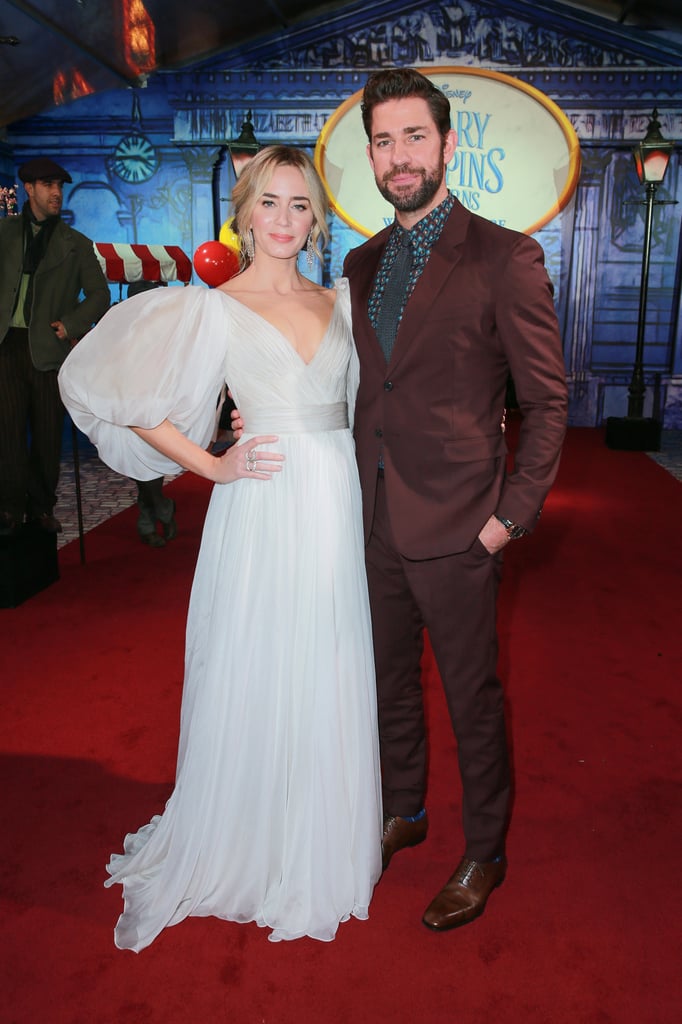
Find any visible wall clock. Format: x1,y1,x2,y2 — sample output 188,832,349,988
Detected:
111,133,159,183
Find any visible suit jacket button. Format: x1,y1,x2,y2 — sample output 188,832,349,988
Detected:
384,381,393,391
375,428,383,439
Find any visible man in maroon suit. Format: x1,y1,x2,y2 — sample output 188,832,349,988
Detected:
343,68,568,931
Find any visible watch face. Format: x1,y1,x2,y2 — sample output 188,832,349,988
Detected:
111,134,159,183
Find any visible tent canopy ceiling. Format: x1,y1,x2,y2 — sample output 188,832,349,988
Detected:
1,0,681,130
93,243,192,284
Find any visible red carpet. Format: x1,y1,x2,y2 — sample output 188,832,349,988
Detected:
1,428,680,1023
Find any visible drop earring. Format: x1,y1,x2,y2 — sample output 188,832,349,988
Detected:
306,231,315,271
244,229,255,262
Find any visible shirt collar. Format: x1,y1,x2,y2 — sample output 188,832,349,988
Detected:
388,191,454,244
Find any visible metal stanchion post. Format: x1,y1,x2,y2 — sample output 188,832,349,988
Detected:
71,420,86,564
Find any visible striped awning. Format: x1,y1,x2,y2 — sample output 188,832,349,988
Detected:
93,243,192,284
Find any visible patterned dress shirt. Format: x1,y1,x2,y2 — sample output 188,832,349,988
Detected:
368,191,457,333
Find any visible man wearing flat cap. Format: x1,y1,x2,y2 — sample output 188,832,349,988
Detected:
0,157,109,535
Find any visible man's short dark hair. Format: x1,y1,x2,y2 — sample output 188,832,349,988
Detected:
361,68,452,142
127,280,168,299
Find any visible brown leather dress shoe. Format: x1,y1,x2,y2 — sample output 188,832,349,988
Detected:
381,812,428,870
422,856,507,931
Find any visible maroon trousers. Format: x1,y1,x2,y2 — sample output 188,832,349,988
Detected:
0,328,64,522
365,474,510,862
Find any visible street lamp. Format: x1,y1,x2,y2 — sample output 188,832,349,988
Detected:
606,109,675,451
226,111,260,179
214,110,261,239
632,110,674,188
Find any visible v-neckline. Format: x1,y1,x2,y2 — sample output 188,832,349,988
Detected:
219,290,338,367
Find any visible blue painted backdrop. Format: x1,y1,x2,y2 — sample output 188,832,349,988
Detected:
1,0,681,427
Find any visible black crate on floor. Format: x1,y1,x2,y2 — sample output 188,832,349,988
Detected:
605,416,662,452
0,522,60,608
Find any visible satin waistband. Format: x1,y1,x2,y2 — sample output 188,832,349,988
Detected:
242,401,349,434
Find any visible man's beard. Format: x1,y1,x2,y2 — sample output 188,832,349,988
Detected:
376,156,445,213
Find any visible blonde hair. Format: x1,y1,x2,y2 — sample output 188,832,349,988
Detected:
231,145,330,267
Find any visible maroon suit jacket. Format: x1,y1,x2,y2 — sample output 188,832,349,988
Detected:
343,200,568,560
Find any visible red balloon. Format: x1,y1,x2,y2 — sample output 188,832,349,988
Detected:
193,240,240,287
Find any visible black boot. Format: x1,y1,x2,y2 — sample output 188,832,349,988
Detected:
156,496,177,541
135,479,165,547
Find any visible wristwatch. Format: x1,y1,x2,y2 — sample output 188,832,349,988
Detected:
495,515,528,540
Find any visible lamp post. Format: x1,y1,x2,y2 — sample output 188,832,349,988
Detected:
226,111,260,179
214,111,261,239
606,109,675,451
628,110,674,419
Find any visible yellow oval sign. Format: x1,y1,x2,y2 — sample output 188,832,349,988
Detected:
315,66,581,236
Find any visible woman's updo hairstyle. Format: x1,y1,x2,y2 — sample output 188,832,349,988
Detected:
231,144,330,268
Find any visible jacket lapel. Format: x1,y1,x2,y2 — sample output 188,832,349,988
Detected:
388,203,470,372
348,227,391,374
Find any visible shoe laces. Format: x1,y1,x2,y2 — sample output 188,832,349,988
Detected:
453,859,483,886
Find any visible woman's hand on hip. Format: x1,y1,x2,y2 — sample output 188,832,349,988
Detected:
213,436,284,484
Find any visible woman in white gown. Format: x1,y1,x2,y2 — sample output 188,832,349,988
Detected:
58,146,382,951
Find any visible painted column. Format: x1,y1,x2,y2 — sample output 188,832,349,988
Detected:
176,145,222,255
564,148,611,425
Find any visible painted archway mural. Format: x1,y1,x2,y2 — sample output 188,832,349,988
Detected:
315,67,582,237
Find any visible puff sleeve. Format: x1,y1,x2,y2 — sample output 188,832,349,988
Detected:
59,286,229,480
